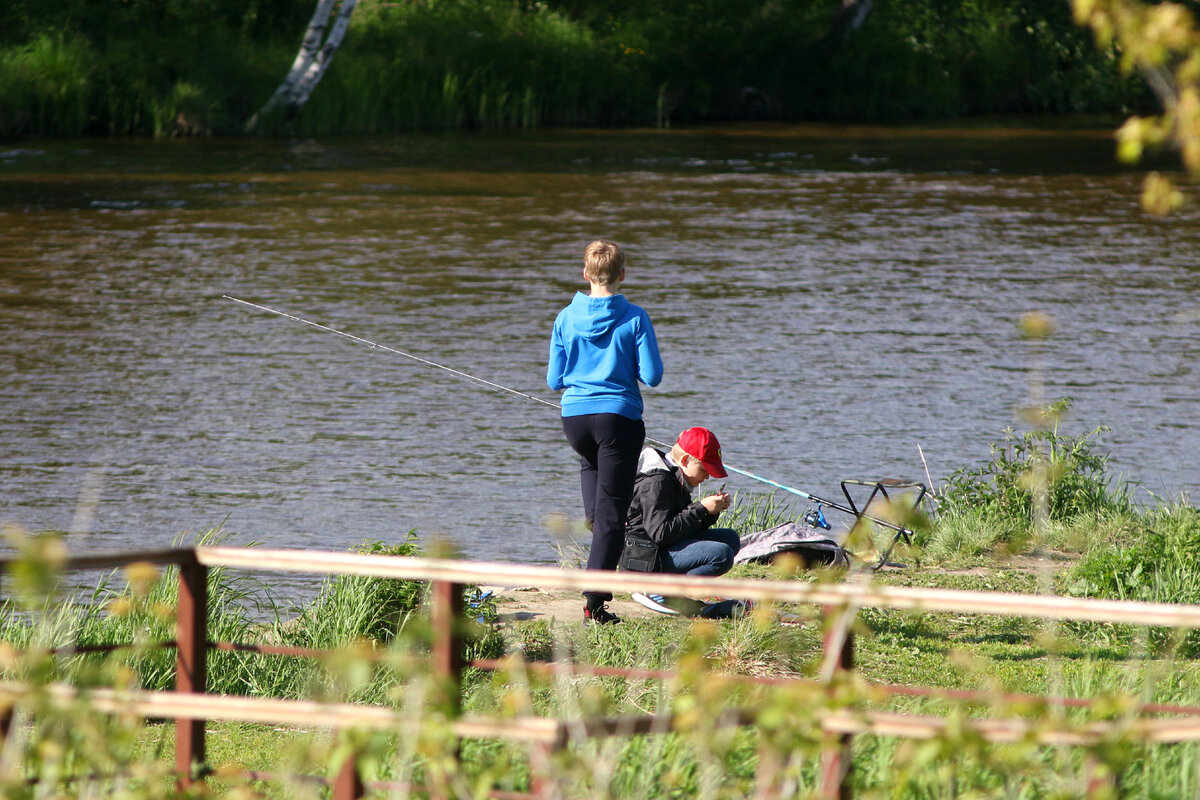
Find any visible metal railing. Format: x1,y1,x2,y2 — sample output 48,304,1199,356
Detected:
5,546,1200,799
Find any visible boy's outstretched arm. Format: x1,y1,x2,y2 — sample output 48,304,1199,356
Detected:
547,322,566,391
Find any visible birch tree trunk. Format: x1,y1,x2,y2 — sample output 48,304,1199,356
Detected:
838,0,873,33
244,0,358,132
814,0,873,54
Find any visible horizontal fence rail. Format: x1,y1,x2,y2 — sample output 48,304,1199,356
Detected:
0,682,564,743
198,546,1200,627
12,545,1199,629
3,548,197,572
8,680,1200,748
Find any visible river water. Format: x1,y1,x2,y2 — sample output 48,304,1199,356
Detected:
2,123,1198,574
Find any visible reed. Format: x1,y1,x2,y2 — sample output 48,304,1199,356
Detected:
1,0,1153,136
937,401,1136,539
0,33,92,136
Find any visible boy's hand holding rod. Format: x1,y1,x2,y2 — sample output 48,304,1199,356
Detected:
700,489,732,514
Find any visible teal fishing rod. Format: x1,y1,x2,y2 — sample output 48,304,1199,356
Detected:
222,295,916,536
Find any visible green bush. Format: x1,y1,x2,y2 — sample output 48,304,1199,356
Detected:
1065,501,1200,654
937,399,1135,539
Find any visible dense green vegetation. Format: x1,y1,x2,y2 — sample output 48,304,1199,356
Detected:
4,412,1200,797
0,0,1152,137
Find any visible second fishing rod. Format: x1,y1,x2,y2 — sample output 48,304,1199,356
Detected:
222,295,917,537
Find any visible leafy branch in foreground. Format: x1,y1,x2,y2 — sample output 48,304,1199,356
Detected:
1074,0,1200,213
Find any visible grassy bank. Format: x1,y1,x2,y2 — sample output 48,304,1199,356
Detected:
69,561,1200,798
3,409,1200,797
0,0,1151,137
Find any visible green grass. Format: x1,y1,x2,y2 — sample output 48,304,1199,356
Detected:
8,559,1200,798
721,490,801,533
5,415,1200,798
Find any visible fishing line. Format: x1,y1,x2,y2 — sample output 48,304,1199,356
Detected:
222,295,915,535
223,295,560,410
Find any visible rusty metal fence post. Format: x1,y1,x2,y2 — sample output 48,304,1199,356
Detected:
1084,754,1119,799
531,738,566,800
818,604,856,800
175,552,208,789
333,751,366,800
430,579,465,713
430,579,465,800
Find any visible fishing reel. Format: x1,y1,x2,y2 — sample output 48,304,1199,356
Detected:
804,504,831,530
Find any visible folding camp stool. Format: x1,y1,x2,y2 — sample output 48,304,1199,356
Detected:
840,478,927,570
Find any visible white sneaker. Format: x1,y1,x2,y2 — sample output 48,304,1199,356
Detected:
631,592,681,615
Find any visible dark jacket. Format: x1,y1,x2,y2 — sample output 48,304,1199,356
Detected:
626,447,719,546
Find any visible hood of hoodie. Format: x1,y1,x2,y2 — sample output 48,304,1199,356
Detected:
568,292,630,341
637,447,691,490
637,446,671,475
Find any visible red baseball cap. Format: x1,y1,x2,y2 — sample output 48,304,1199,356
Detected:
676,427,727,479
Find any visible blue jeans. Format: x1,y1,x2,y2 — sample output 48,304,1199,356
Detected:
660,528,740,577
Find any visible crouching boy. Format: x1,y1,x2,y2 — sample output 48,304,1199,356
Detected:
621,427,740,580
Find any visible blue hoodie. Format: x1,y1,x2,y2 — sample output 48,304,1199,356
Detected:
547,292,663,419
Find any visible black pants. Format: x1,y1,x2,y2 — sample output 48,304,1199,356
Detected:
562,412,645,604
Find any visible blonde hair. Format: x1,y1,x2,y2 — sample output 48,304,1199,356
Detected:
670,443,692,463
583,240,625,285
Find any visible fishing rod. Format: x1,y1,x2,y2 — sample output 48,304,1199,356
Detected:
222,295,917,537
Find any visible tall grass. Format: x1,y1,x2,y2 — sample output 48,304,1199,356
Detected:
936,400,1136,540
0,0,1153,136
295,0,614,134
721,490,800,534
0,34,92,136
1064,500,1200,653
0,528,502,702
0,528,278,696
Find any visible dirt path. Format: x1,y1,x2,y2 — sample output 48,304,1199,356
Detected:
482,585,664,624
479,554,1071,625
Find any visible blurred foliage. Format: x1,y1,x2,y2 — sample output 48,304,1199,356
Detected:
0,0,1156,136
1074,0,1200,213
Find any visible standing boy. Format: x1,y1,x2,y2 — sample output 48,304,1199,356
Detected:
548,240,664,625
